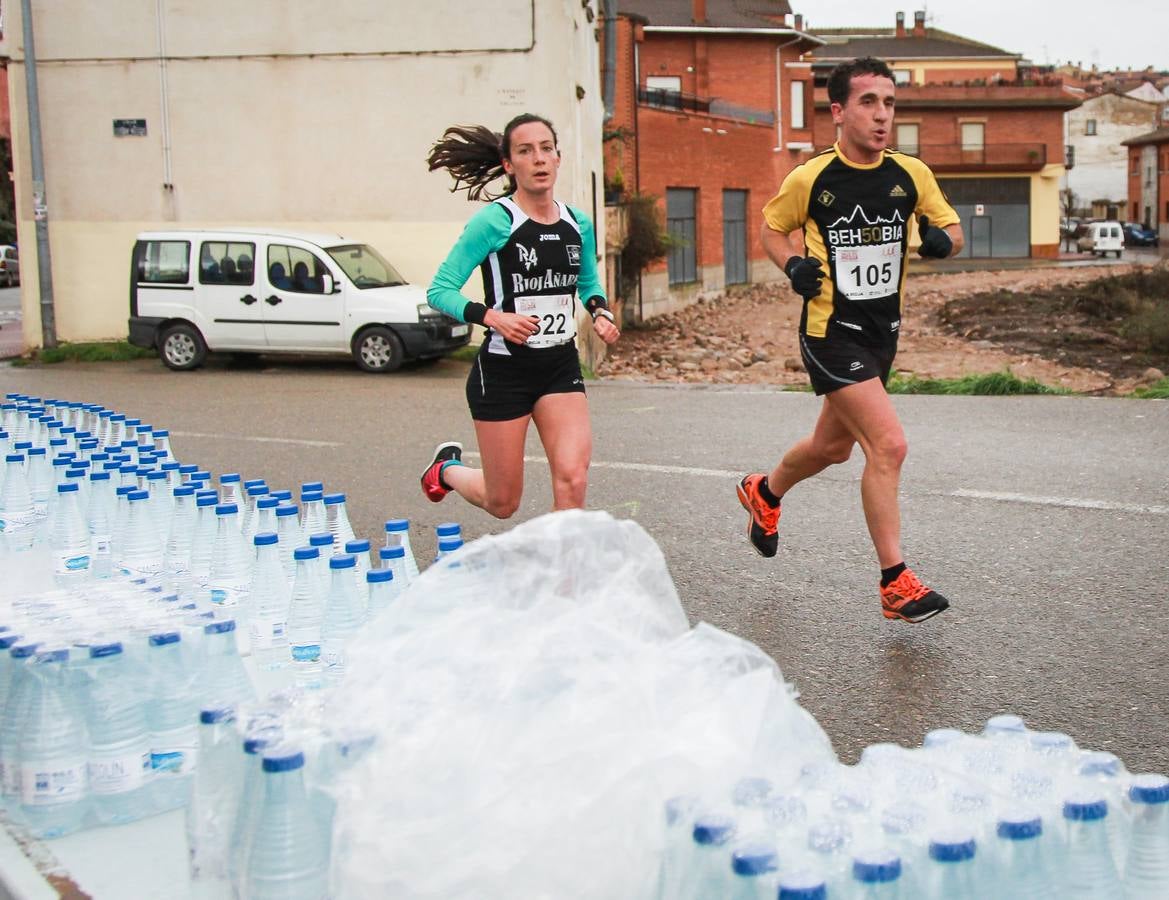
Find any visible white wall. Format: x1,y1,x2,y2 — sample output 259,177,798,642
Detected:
4,0,606,344
1065,93,1158,209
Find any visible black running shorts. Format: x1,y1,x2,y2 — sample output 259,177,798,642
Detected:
466,344,586,421
799,325,896,396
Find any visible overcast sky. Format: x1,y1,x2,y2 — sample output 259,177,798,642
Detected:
801,1,1166,73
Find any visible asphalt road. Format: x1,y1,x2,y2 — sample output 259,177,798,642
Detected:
3,354,1166,770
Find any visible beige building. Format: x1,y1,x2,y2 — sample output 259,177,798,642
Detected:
3,0,606,347
1065,91,1161,218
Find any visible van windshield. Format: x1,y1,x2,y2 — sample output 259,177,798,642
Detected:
325,244,406,289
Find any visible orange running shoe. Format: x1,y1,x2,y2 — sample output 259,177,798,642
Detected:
880,568,950,623
736,474,780,558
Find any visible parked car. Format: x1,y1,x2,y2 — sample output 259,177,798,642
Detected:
1122,223,1159,248
1076,221,1124,257
128,229,471,372
0,245,19,287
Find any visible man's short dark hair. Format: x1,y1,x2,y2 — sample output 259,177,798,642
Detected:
827,57,896,106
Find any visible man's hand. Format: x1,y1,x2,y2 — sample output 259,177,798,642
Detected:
917,216,953,259
783,256,824,300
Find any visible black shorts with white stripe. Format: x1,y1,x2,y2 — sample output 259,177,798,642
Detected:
465,342,585,421
799,325,896,396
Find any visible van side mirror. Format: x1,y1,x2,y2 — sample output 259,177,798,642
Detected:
322,273,338,294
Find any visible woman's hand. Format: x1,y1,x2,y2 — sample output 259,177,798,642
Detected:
592,313,620,345
485,309,540,344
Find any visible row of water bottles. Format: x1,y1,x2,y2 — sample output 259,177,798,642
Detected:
659,714,1169,898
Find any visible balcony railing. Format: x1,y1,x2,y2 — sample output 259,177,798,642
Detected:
638,88,774,125
900,143,1049,172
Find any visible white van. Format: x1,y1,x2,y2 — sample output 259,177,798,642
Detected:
128,229,470,371
1077,221,1124,258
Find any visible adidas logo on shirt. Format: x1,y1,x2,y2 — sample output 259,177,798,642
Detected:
889,184,907,198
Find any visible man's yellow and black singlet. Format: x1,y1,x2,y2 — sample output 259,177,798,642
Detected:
763,143,959,347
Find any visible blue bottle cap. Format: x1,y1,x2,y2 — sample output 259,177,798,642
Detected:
345,539,371,553
384,518,409,532
128,489,149,501
379,545,406,560
196,493,218,507
110,413,126,421
438,537,463,551
200,707,236,725
692,814,735,845
243,736,274,755
174,485,195,497
154,429,169,437
1129,774,1169,805
215,503,239,516
0,633,20,650
116,485,135,496
11,642,41,659
928,831,977,862
996,812,1043,840
435,522,461,537
323,492,345,505
275,503,299,517
294,546,320,560
301,480,324,491
136,466,155,477
36,648,70,663
777,872,827,900
90,642,124,658
191,471,211,482
148,470,169,482
309,532,334,547
1080,751,1122,778
244,479,266,490
28,446,46,456
301,490,324,502
253,532,278,546
179,464,198,474
149,632,181,647
57,482,79,493
90,471,111,482
1063,795,1108,821
271,489,292,502
330,554,357,569
262,751,306,772
204,619,236,635
985,714,1027,734
852,850,902,884
220,472,241,484
366,567,393,583
246,485,269,497
257,496,280,509
4,453,23,463
731,843,778,877
14,440,34,450
160,460,180,471
119,463,138,474
125,418,141,426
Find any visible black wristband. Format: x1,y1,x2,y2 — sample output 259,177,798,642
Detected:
584,296,609,317
462,302,488,326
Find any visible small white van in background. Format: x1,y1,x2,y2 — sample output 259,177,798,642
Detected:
1077,221,1124,258
128,229,470,372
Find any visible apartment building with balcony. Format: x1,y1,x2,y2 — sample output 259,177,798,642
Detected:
1121,128,1169,242
811,11,1079,258
606,0,821,320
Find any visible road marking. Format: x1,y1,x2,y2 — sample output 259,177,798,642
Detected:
465,453,1169,515
948,488,1169,516
171,430,342,448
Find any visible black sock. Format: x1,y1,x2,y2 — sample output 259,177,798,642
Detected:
757,477,782,508
881,562,907,587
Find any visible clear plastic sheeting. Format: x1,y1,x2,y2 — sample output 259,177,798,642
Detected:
326,510,835,900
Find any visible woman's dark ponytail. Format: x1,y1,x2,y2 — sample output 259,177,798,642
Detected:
427,113,558,202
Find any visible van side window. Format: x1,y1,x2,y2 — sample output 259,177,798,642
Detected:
267,245,329,294
200,242,256,286
138,240,190,284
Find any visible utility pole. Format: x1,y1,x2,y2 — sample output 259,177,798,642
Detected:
19,0,57,348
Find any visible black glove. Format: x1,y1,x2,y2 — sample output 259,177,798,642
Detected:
917,215,953,258
784,256,824,300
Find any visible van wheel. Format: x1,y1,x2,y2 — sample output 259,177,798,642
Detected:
353,326,404,373
159,322,207,371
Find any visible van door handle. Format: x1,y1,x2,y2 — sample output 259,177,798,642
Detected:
240,294,258,305
264,295,283,306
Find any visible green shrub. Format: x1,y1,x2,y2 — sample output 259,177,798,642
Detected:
886,370,1068,395
31,341,156,364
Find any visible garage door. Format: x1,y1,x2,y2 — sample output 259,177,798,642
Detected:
938,178,1030,258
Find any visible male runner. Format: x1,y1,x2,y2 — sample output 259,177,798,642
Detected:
737,56,964,623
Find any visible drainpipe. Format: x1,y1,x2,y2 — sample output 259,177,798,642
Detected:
19,0,57,348
602,0,617,122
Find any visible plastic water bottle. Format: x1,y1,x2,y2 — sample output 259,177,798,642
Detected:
435,535,464,561
320,554,364,684
680,814,737,900
26,446,53,514
220,473,244,523
188,492,220,601
163,484,197,600
229,732,281,894
120,488,164,580
923,830,979,898
16,647,89,839
242,484,270,542
1060,794,1122,897
274,504,300,584
251,496,280,546
86,470,115,580
48,482,91,584
993,810,1056,899
153,429,173,459
207,503,252,611
186,706,244,892
144,630,199,811
243,749,329,900
728,842,779,900
199,620,255,707
378,544,411,596
300,490,327,546
345,538,371,589
0,631,21,713
0,453,37,552
83,640,154,825
286,547,325,690
248,532,292,678
308,532,336,593
383,518,418,580
365,568,396,619
1,641,40,817
849,849,904,898
324,492,356,556
435,521,462,545
777,871,827,900
1122,775,1169,898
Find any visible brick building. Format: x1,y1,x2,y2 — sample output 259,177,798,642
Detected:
811,12,1079,259
1121,127,1169,241
606,0,821,320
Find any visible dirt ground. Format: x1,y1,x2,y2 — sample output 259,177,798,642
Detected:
597,263,1169,395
